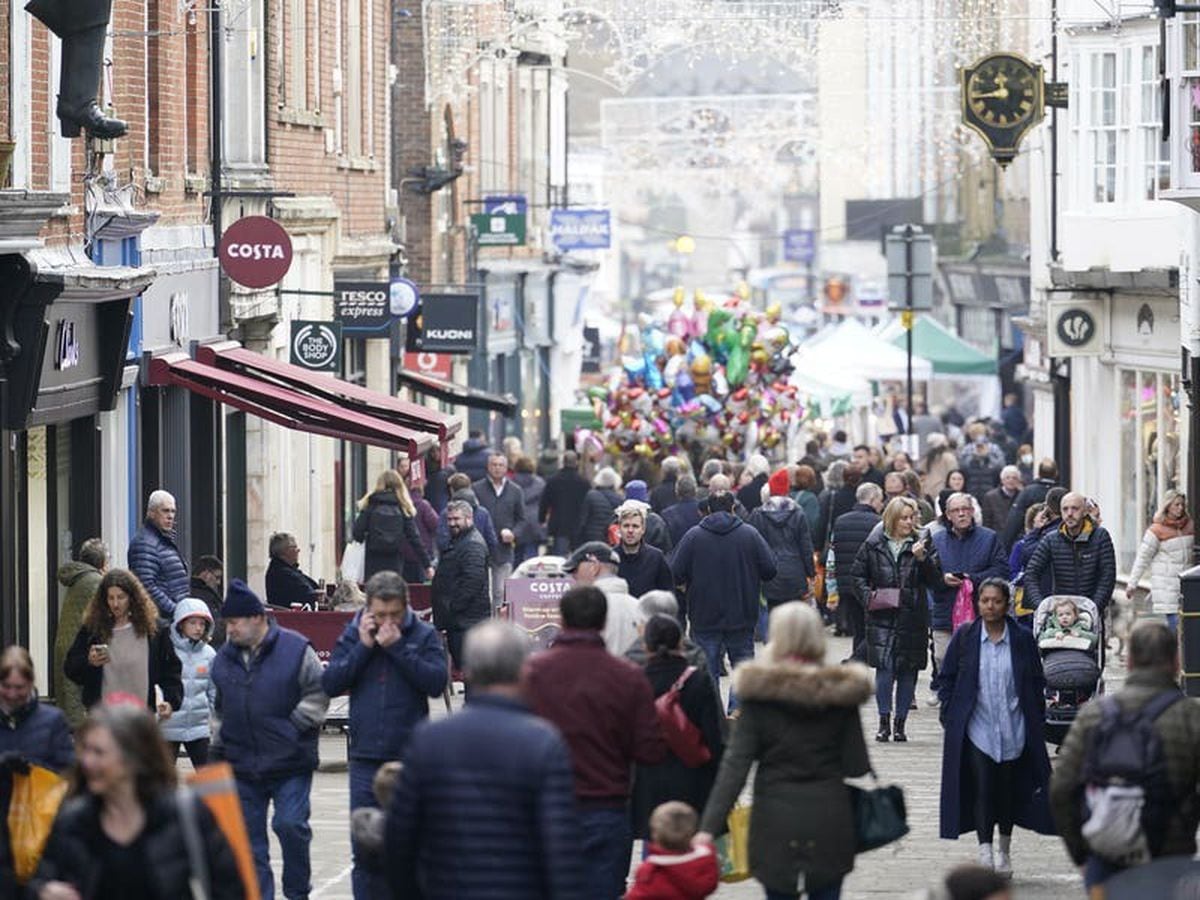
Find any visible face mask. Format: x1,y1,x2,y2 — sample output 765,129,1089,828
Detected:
1020,454,1033,465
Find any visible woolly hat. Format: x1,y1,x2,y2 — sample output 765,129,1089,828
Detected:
222,579,265,618
624,479,650,502
768,468,791,497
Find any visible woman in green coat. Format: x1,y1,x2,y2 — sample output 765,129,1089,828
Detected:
53,538,108,728
696,602,873,900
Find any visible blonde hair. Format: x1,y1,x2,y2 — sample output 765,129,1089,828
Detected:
649,801,698,852
882,496,921,538
1054,597,1079,617
765,601,826,663
359,469,415,516
1155,490,1187,522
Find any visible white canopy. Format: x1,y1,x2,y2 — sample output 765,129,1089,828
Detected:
795,318,933,383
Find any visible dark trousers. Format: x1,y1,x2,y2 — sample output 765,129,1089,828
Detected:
349,760,383,900
237,771,313,900
578,806,632,899
168,738,210,768
552,535,572,555
843,593,866,660
966,740,1015,844
765,878,843,900
693,627,755,712
874,666,918,718
59,25,105,117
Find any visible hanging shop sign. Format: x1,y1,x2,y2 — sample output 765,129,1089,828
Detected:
218,216,294,289
334,281,392,335
406,292,480,354
389,278,421,319
402,351,453,379
1047,297,1108,358
782,229,816,265
549,208,612,251
471,213,527,247
289,320,342,372
581,325,602,373
484,194,527,216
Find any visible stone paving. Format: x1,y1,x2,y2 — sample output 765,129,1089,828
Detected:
229,632,1108,899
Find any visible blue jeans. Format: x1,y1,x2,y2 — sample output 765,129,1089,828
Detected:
693,627,756,712
765,877,843,900
875,667,918,718
349,760,383,900
237,771,313,900
552,535,572,555
578,806,632,899
1084,856,1124,888
1165,613,1179,633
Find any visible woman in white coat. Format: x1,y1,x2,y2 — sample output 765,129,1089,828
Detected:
1126,491,1194,632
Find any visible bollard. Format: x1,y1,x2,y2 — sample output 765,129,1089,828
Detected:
1180,565,1200,697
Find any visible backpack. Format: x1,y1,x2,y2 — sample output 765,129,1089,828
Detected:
654,666,712,768
368,504,408,554
1080,689,1184,866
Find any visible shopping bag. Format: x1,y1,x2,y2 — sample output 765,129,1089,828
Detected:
823,547,838,610
951,578,976,632
715,803,751,883
187,763,261,900
341,541,365,584
7,764,68,883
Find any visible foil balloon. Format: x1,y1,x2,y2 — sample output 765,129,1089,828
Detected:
690,354,712,394
765,302,782,324
622,355,647,383
674,367,696,402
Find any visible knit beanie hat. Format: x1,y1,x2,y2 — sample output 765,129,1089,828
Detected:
768,468,791,497
625,480,650,502
222,579,265,618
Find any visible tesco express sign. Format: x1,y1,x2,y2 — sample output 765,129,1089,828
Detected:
219,216,294,289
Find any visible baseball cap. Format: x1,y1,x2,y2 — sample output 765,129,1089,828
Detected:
562,541,620,572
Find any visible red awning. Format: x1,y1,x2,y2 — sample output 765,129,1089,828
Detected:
197,342,460,446
148,352,437,458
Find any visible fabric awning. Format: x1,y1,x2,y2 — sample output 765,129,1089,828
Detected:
198,342,461,446
148,352,437,458
397,369,518,416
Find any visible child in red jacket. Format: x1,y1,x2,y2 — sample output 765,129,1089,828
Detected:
626,802,719,899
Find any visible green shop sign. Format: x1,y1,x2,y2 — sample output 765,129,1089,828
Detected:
471,212,526,247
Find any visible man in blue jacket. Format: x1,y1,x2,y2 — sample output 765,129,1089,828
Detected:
127,489,189,617
928,492,1009,703
212,580,329,900
670,490,777,711
321,570,449,900
385,621,583,899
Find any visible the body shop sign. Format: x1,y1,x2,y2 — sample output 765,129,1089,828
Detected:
219,216,294,289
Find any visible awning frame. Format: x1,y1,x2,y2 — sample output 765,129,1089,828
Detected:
396,367,518,416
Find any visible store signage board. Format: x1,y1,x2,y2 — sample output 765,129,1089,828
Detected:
402,351,453,379
406,292,480,354
335,281,393,335
471,213,527,247
219,216,294,289
484,195,527,216
550,208,612,250
782,229,816,265
504,576,572,650
290,320,342,372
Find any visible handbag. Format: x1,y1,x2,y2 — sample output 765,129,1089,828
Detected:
868,587,901,612
341,540,366,584
653,666,712,767
848,770,909,851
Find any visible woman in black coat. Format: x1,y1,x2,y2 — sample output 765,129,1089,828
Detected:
630,615,724,840
353,469,431,580
30,703,244,900
936,577,1054,877
851,495,942,743
577,466,623,545
64,568,182,714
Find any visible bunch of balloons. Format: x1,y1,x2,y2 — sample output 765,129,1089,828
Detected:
584,289,804,461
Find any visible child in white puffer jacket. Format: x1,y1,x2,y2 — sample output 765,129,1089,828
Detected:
160,596,217,766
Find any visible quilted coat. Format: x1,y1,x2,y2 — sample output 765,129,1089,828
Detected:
851,528,943,672
1127,516,1195,615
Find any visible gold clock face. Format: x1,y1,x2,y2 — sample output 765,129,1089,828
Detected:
966,57,1038,128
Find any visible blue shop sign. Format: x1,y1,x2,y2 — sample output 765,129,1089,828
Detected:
550,208,612,251
783,229,816,265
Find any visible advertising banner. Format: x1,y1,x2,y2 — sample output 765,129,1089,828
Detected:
504,576,573,650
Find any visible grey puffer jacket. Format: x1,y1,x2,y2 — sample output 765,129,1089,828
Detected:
160,598,217,743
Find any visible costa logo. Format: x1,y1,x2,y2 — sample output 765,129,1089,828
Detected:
219,216,294,289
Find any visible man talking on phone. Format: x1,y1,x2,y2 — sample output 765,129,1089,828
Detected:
321,570,449,900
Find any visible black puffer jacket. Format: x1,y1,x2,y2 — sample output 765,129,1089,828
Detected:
1023,519,1117,613
961,456,1000,501
851,529,942,672
353,490,430,579
577,488,622,544
815,486,857,551
431,526,491,630
747,497,815,604
1001,477,1057,549
830,504,881,604
30,791,245,899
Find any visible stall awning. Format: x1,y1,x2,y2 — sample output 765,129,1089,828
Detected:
397,369,518,416
198,342,461,445
148,352,437,458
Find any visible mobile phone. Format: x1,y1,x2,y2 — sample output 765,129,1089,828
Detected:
92,644,109,657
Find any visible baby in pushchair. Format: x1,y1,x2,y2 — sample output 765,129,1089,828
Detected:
1033,594,1104,744
1037,596,1098,651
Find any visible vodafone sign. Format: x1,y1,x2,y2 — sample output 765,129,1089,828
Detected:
403,351,452,379
219,216,294,289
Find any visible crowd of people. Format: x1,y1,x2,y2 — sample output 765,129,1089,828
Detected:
2,402,1199,900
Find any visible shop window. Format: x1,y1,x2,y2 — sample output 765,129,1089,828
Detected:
1118,369,1182,572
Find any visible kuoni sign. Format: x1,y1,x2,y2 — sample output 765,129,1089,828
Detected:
549,208,612,251
218,216,294,289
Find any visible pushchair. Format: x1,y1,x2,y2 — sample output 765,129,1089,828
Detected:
1032,594,1104,746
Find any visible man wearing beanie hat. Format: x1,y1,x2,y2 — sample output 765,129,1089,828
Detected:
212,579,329,900
748,469,816,615
623,481,673,553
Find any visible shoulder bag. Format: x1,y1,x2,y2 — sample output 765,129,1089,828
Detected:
654,666,713,767
848,769,909,851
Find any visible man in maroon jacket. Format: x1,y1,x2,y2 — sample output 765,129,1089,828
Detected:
523,585,667,899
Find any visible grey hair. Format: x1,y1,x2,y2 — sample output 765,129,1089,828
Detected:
676,474,697,499
593,466,622,489
661,457,682,477
638,590,679,620
745,453,770,478
699,459,724,483
707,473,731,493
268,532,296,559
1000,465,1020,480
463,621,530,688
146,490,176,514
856,482,883,504
445,499,474,520
78,538,109,570
825,460,847,490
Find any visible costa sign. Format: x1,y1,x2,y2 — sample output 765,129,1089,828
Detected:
219,216,294,289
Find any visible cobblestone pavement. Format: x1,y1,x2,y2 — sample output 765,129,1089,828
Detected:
229,632,1110,899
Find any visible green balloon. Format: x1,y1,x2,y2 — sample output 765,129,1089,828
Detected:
727,345,749,386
